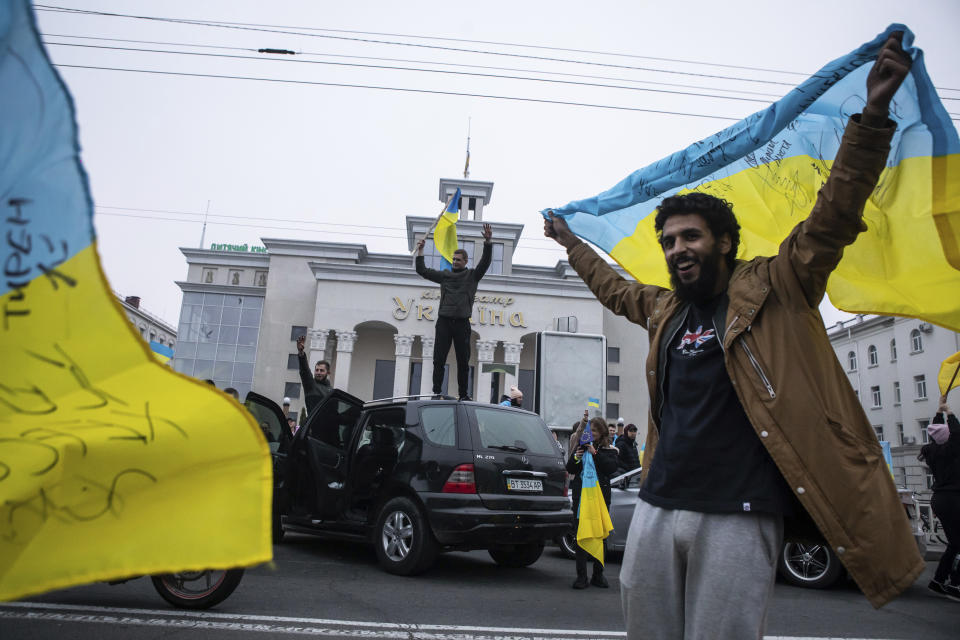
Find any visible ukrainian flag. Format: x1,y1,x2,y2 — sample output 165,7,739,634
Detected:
587,397,601,409
434,187,461,270
577,452,614,565
149,340,175,365
0,0,270,601
544,25,960,332
939,350,960,395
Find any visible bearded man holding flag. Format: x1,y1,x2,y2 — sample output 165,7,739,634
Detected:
545,30,931,639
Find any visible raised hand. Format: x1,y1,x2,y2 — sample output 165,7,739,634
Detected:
482,223,492,241
296,335,306,354
863,32,912,126
544,212,580,249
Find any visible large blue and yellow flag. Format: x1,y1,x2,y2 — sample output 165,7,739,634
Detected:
544,25,960,331
0,0,271,601
577,452,614,565
433,187,461,269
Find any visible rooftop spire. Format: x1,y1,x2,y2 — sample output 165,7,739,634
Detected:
463,117,471,179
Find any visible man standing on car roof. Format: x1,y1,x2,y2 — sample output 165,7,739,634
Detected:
416,222,493,401
296,334,333,412
544,33,922,639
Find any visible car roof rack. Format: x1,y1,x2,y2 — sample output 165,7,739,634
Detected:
364,394,458,407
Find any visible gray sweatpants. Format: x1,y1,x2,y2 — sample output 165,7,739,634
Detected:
619,499,783,640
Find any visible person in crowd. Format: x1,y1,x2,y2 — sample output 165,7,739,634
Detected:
608,423,618,445
499,385,524,407
223,387,239,400
203,379,215,386
415,223,493,401
545,33,919,636
920,395,960,600
287,417,299,435
617,417,625,438
296,334,332,412
616,423,641,473
567,416,619,589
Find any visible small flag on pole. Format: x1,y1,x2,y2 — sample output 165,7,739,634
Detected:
434,188,461,270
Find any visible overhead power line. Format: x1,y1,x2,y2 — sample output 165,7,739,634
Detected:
35,4,960,93
53,63,745,121
43,41,777,105
34,5,804,87
94,209,566,251
42,32,787,99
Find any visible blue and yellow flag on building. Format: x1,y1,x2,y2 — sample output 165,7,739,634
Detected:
0,0,271,601
544,25,960,331
433,188,461,269
577,452,614,565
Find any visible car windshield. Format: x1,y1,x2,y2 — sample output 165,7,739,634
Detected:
472,407,558,456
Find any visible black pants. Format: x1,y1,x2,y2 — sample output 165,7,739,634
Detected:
932,491,960,585
433,316,471,397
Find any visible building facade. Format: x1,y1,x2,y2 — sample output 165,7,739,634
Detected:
172,178,651,434
828,314,960,496
117,294,177,349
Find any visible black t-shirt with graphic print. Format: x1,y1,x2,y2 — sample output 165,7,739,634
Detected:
639,295,793,515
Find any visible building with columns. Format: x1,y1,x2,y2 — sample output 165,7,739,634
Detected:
172,177,651,434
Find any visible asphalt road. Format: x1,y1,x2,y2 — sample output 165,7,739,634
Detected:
2,534,959,639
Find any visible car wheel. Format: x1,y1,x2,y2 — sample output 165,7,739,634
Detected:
374,497,438,576
488,541,545,568
777,541,842,589
555,530,577,560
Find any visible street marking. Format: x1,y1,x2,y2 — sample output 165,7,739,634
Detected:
0,602,904,640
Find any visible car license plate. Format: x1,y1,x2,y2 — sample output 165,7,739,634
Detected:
506,478,543,492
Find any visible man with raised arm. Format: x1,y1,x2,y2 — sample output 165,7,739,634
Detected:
545,34,921,639
416,223,493,401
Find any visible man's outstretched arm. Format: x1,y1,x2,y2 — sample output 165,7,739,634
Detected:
296,335,318,396
414,238,444,283
778,32,912,308
473,223,494,281
544,213,661,326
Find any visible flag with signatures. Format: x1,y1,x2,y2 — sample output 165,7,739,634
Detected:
544,24,960,331
0,0,271,601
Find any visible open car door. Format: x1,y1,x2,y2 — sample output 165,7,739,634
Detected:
287,389,364,520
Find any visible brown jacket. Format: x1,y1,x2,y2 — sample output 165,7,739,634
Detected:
565,115,924,608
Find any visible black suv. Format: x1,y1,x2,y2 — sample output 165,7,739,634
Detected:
245,390,571,575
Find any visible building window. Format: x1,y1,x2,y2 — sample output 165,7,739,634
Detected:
847,351,857,371
607,347,620,363
897,422,905,446
149,331,156,342
871,386,881,408
873,425,884,441
854,389,859,399
914,375,927,400
607,375,620,392
229,269,243,286
486,243,504,275
202,268,217,283
890,339,897,362
290,325,308,341
255,270,268,287
606,402,619,421
910,329,923,353
284,381,301,399
920,419,931,444
893,381,901,405
867,345,878,367
139,325,146,337
421,238,458,270
287,354,299,370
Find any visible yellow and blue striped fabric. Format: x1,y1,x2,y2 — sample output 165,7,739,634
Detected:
0,0,271,601
577,452,613,565
434,187,461,269
544,25,960,331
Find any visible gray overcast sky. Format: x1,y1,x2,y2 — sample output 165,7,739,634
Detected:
34,0,960,327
